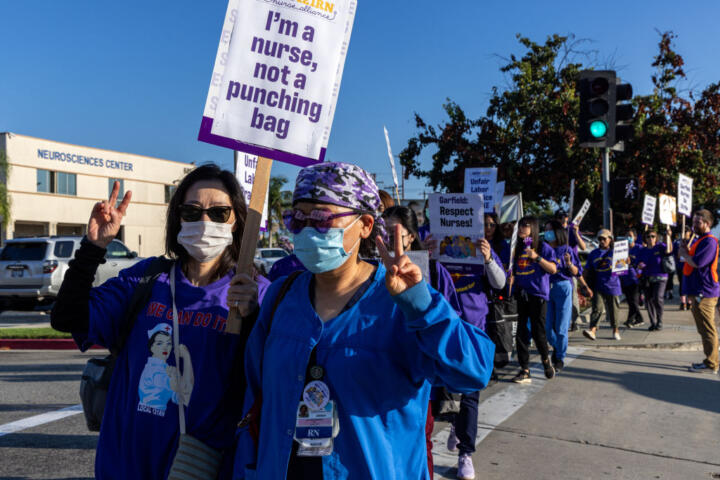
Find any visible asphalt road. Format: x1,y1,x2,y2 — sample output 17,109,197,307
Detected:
1,348,719,480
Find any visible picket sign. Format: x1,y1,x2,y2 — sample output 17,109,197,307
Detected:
571,199,591,226
464,168,497,213
678,173,693,234
611,239,629,274
658,194,677,226
568,179,575,218
200,0,357,333
641,195,657,226
383,126,401,202
495,181,506,214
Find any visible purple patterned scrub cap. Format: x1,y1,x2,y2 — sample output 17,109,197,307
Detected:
293,162,387,240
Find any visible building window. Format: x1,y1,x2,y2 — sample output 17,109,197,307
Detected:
109,178,125,205
57,172,77,196
165,184,177,204
37,169,53,193
37,169,76,195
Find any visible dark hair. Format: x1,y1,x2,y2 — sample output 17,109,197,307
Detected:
484,212,506,253
148,330,171,351
378,190,395,212
515,215,540,260
545,219,567,245
382,206,423,251
165,163,247,279
694,208,715,226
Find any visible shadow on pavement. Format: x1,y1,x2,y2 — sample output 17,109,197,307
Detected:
0,364,83,374
0,404,75,412
0,374,81,383
0,433,97,450
560,366,720,414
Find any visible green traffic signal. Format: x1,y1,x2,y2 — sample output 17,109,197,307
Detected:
590,120,607,138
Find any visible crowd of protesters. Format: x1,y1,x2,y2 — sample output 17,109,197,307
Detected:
50,161,719,480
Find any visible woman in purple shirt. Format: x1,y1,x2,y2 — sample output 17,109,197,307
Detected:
638,227,673,331
544,220,582,371
582,229,623,341
511,216,558,384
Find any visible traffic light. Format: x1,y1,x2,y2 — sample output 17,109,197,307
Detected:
577,70,634,148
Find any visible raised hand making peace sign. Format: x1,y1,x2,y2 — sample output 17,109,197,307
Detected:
88,180,132,249
375,223,423,296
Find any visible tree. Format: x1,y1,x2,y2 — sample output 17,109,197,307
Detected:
399,32,720,232
266,176,289,247
0,150,10,234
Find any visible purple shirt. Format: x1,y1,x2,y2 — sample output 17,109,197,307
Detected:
639,243,668,278
620,244,643,287
550,244,582,283
513,241,556,300
451,249,502,331
683,235,720,298
586,248,622,296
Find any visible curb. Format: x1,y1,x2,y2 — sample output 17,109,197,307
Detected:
0,339,103,350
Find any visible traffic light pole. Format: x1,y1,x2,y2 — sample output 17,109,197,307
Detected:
602,147,611,229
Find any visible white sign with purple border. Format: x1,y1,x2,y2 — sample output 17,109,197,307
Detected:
677,173,693,217
200,0,357,166
235,152,269,231
464,168,497,213
641,194,656,226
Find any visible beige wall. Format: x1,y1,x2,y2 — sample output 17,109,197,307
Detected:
2,132,194,257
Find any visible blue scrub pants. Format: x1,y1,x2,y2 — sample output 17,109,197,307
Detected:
546,280,572,362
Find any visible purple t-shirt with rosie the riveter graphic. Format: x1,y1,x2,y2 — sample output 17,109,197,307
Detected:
638,243,669,278
683,235,720,298
513,241,556,300
449,249,502,330
585,248,622,296
72,259,269,480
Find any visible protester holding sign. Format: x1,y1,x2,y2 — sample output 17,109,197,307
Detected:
679,209,720,374
544,220,582,371
234,162,494,479
555,208,588,332
555,208,587,252
51,165,267,479
638,227,673,331
582,230,623,341
382,205,462,478
620,229,646,328
510,216,558,384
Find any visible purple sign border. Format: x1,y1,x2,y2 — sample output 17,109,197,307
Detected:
198,116,325,167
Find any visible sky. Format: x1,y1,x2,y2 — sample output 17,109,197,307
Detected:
2,0,719,201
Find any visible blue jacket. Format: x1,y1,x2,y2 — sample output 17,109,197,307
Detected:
234,263,494,479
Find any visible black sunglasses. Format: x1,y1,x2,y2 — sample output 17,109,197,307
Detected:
179,204,233,223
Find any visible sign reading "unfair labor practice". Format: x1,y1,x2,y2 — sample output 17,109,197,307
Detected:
199,0,357,166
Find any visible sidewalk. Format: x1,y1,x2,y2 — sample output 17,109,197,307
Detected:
570,293,709,350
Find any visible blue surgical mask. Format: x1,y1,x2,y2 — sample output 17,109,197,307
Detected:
544,230,556,243
293,217,360,273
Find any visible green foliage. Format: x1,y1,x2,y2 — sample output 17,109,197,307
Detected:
0,150,10,228
0,327,72,339
400,32,720,231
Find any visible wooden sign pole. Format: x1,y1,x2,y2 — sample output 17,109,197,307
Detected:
226,156,273,334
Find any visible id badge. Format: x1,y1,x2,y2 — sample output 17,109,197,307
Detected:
294,400,338,457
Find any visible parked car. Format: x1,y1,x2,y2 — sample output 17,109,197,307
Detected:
0,236,142,310
253,247,289,275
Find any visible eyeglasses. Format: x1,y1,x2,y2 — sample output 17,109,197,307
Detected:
179,204,233,223
283,209,359,234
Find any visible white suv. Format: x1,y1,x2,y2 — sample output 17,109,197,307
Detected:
0,236,142,310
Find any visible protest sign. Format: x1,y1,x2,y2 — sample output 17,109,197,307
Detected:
235,152,269,231
571,199,591,226
428,193,485,274
642,195,657,226
611,239,629,274
507,220,519,273
677,173,693,217
659,194,677,226
568,179,575,217
199,0,357,167
405,250,430,284
383,126,400,202
500,195,522,223
495,181,505,213
464,168,497,213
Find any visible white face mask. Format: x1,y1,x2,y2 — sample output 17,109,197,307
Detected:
177,221,234,263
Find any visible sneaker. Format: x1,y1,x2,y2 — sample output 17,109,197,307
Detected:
624,320,634,329
512,370,532,384
542,359,555,379
569,322,579,332
655,323,663,331
553,358,565,372
457,453,476,480
582,329,596,341
447,425,459,452
613,331,622,341
648,324,657,331
632,320,645,328
688,362,719,374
